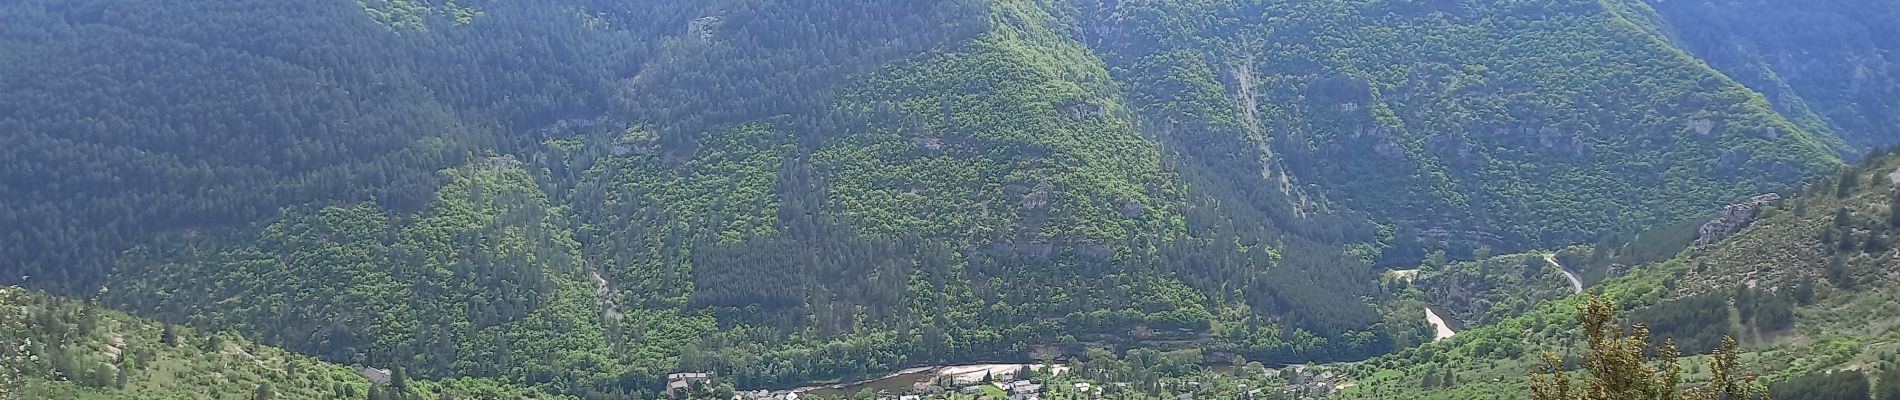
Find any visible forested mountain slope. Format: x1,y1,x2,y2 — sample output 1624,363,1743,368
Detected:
0,285,565,399
1061,0,1844,263
1334,150,1900,399
1632,0,1900,152
0,0,1891,397
95,2,1405,394
109,158,615,388
0,0,656,294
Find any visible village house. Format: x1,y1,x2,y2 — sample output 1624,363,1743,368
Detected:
737,389,801,400
667,372,715,398
361,367,392,385
1006,380,1043,400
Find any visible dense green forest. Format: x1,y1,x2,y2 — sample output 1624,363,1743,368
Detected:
4,0,1898,397
1633,0,1900,152
0,0,661,294
88,2,1403,394
107,159,625,393
1063,0,1846,264
0,285,565,399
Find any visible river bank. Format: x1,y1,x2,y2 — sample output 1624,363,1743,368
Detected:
791,363,1067,398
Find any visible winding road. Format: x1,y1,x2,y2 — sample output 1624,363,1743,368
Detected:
1545,254,1583,294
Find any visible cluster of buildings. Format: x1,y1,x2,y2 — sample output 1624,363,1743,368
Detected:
669,372,717,398
687,364,1088,400
959,379,1043,400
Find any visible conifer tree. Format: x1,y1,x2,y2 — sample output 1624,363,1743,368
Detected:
392,366,409,390
1889,190,1900,228
1840,168,1861,198
1876,362,1900,400
161,324,177,347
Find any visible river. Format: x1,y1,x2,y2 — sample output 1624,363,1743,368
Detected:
797,364,1061,398
1425,306,1455,341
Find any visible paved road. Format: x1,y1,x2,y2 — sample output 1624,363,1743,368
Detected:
1545,254,1583,294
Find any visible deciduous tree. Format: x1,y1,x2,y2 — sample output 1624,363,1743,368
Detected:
1530,294,1765,400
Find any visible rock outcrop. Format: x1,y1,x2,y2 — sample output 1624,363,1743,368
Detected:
688,16,720,40
1607,263,1629,278
1061,103,1108,120
1694,193,1782,246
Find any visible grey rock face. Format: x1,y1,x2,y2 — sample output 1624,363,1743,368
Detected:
689,16,721,40
1695,193,1783,246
